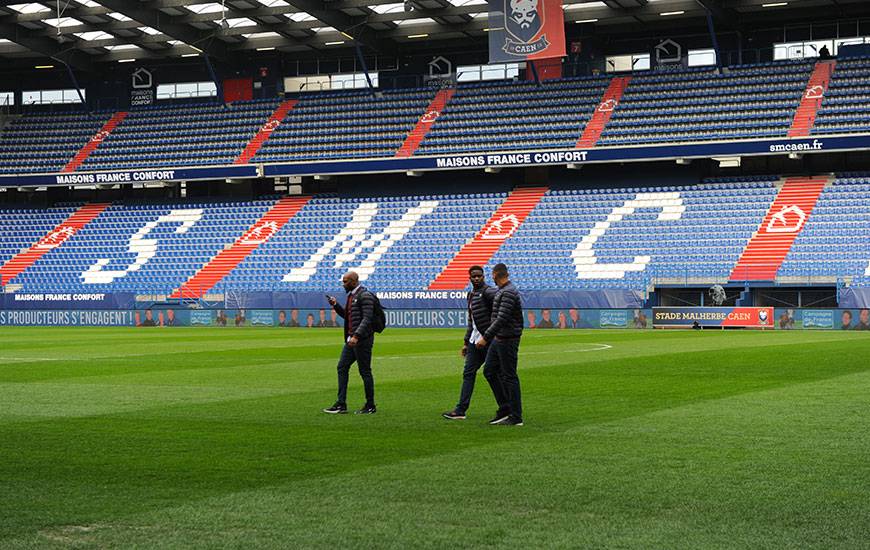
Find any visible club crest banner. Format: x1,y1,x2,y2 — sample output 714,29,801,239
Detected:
488,0,566,63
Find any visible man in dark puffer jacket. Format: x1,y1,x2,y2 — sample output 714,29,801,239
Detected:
476,263,524,426
322,271,377,415
442,265,499,420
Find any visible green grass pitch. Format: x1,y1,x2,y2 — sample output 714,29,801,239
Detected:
2,327,869,549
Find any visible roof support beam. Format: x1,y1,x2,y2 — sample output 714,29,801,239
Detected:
282,0,393,53
92,0,231,60
0,16,93,70
694,0,741,31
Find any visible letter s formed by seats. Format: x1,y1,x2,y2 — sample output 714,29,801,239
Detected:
573,192,685,279
81,209,203,285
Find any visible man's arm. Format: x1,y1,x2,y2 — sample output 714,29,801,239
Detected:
353,291,375,337
332,303,346,319
463,292,473,345
483,290,517,342
483,286,498,305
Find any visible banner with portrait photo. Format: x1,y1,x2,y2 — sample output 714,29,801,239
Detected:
523,308,652,330
488,0,566,63
832,307,870,331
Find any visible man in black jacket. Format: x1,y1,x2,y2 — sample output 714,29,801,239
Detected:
322,271,377,415
442,265,499,420
476,263,524,426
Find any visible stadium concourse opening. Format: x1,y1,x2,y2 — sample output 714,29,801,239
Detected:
3,1,870,545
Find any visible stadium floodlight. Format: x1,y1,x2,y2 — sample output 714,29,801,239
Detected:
676,158,691,165
406,171,423,177
788,152,803,160
484,167,501,174
714,157,741,168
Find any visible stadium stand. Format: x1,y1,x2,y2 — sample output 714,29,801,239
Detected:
252,88,437,162
79,99,281,171
3,200,274,293
0,204,80,279
3,57,870,175
414,75,611,154
4,175,869,295
781,173,870,284
813,56,870,135
0,110,113,174
598,60,815,145
491,178,780,289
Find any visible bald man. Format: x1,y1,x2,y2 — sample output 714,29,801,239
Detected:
323,271,378,415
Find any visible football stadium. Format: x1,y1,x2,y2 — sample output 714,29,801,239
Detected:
2,0,870,547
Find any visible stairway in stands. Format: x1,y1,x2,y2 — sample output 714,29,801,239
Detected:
576,76,631,149
62,112,127,172
787,60,836,138
170,196,310,299
234,99,298,164
729,176,830,281
395,88,455,157
428,187,548,290
0,203,110,285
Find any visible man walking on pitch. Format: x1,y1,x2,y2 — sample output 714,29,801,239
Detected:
323,271,377,415
443,266,498,420
476,263,524,426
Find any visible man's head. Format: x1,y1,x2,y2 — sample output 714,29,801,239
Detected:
468,265,485,289
319,309,326,321
527,311,535,321
861,309,870,325
167,309,175,321
541,308,551,321
342,271,360,293
492,263,509,286
291,309,299,321
842,310,852,326
278,310,286,323
558,311,567,326
569,308,579,321
306,313,315,327
145,309,153,320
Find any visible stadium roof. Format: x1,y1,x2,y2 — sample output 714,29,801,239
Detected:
0,0,867,70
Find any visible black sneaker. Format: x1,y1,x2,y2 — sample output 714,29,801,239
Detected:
322,403,347,414
442,410,467,420
488,410,511,425
492,416,524,426
355,404,377,415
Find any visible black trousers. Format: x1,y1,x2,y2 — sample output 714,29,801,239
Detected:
455,343,490,414
483,338,522,420
336,336,374,406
